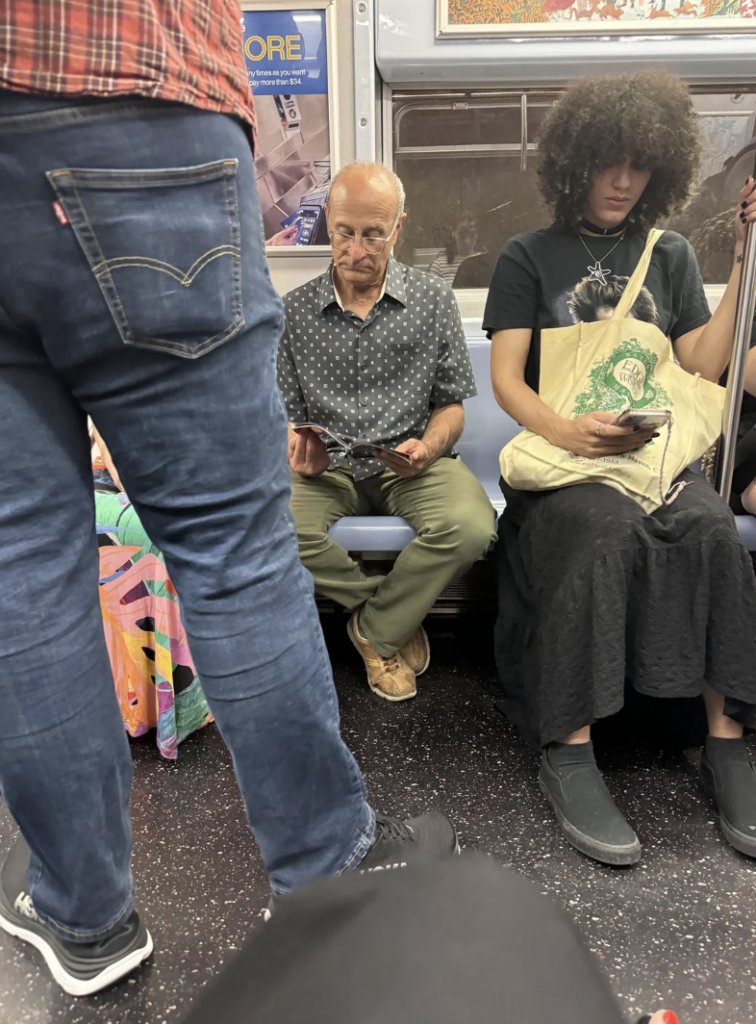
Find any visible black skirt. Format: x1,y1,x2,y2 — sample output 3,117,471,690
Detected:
495,469,756,748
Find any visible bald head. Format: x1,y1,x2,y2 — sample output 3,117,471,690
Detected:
326,162,405,219
325,162,407,293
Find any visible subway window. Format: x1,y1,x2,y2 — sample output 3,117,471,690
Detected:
391,88,756,288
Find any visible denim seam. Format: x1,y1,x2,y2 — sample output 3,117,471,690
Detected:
0,100,189,136
134,318,244,359
93,247,241,284
293,557,375,861
49,160,238,190
223,167,244,322
336,806,377,877
290,546,339,714
72,180,136,346
268,807,376,898
34,886,135,942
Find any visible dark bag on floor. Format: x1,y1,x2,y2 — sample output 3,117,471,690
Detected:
181,854,626,1024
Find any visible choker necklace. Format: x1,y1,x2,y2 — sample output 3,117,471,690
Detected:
578,227,626,286
579,216,628,237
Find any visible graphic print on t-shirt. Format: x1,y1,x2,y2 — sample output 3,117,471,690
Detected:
565,274,658,327
482,227,711,395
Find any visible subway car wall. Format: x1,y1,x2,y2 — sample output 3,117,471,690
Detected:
265,0,756,305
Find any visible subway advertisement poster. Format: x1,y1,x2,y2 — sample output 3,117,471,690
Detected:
242,9,331,247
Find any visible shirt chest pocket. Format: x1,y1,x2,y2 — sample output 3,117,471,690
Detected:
377,336,432,393
383,330,419,348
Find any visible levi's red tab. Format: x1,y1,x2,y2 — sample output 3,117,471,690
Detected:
52,201,69,225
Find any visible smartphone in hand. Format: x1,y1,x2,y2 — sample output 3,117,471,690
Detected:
614,409,671,431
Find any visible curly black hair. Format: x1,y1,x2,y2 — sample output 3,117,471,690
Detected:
536,72,701,233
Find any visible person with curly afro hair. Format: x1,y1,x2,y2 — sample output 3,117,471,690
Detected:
536,71,700,234
483,70,756,868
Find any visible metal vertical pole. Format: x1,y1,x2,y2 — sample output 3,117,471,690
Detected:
520,94,528,172
353,0,376,163
718,218,756,503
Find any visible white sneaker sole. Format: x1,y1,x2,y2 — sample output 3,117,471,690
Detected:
0,910,153,997
405,625,431,678
367,680,417,702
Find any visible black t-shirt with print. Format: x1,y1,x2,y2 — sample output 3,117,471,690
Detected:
482,226,711,395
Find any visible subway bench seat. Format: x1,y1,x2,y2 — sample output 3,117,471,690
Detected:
327,334,756,554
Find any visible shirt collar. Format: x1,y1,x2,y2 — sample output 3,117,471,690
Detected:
318,257,407,313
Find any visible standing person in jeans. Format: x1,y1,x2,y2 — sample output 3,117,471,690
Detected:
0,1,457,998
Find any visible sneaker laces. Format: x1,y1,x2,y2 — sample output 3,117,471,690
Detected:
14,893,38,921
354,617,401,673
375,815,415,845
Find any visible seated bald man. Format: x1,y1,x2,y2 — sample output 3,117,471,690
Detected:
277,163,496,702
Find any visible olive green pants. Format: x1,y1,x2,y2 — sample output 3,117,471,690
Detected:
289,459,497,656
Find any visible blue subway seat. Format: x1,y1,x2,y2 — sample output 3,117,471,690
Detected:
736,514,756,551
323,329,756,553
328,515,417,551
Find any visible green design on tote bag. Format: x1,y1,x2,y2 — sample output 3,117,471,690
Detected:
572,339,672,417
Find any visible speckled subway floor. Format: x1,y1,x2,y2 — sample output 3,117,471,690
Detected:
1,614,755,1024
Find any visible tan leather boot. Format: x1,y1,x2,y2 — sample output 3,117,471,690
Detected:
347,612,416,701
400,625,430,677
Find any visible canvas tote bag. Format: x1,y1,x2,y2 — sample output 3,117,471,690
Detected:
499,229,726,513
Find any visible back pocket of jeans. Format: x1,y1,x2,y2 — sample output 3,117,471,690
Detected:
47,160,243,359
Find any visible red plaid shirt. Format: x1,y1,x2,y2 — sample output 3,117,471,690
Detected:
0,0,256,137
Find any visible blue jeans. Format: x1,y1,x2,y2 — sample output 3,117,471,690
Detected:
0,90,374,941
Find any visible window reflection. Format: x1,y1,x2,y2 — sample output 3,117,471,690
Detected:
392,89,756,287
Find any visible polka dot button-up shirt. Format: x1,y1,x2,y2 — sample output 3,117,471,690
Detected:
277,257,477,481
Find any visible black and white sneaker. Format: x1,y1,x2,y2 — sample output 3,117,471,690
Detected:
0,837,153,996
358,812,459,873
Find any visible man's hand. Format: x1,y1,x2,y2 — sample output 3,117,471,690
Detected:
375,438,433,478
288,426,330,477
551,411,656,460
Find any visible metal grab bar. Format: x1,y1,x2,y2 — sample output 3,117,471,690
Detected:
520,94,528,172
718,218,756,503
